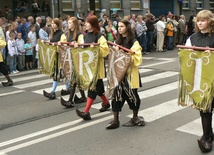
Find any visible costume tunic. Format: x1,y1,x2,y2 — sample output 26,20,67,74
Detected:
186,32,214,110
84,32,109,99
112,37,142,112
50,30,66,81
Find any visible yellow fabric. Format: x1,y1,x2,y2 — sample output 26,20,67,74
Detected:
97,35,109,79
0,37,6,49
167,23,174,37
60,34,67,42
71,46,100,90
77,34,84,44
38,41,57,77
178,49,214,112
129,40,142,88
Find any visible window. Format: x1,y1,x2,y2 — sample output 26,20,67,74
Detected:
196,0,203,10
210,0,214,9
110,0,121,9
62,0,74,11
87,0,101,10
130,0,141,10
182,0,189,9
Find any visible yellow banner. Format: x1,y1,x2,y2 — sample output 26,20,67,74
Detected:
178,49,214,112
71,46,100,90
38,41,57,77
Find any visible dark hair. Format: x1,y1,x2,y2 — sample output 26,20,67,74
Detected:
40,19,46,28
116,19,135,46
86,15,100,35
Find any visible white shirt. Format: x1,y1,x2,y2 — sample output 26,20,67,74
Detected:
156,20,165,32
28,31,37,47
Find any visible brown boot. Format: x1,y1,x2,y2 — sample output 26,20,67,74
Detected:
197,136,213,153
76,109,91,120
60,97,74,108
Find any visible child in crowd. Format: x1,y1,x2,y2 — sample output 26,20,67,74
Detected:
28,25,37,68
24,38,33,70
8,32,19,74
16,32,25,71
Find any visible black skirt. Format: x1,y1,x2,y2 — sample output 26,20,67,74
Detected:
0,62,9,75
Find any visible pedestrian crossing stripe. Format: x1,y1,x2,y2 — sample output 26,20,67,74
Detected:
12,68,157,89
176,118,214,137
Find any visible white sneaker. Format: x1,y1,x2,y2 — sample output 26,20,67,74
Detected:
11,71,16,74
15,70,19,73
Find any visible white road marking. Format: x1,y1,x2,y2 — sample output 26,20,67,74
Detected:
0,90,25,97
176,118,214,137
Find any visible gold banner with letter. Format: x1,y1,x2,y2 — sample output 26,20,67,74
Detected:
38,41,57,77
71,46,100,91
58,45,73,82
105,46,132,99
178,49,214,112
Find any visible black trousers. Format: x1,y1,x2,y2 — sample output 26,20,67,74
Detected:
88,79,105,100
0,62,9,75
111,88,141,112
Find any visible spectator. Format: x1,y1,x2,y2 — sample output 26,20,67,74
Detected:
32,0,40,19
156,15,166,52
105,19,117,42
8,32,19,74
186,15,195,39
24,38,33,70
34,16,42,39
39,20,49,41
16,32,25,71
146,13,155,52
17,17,28,42
166,20,174,50
28,25,37,68
42,1,50,16
136,15,148,55
172,15,179,47
178,15,186,45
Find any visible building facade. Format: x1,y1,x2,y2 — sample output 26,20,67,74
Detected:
0,0,214,20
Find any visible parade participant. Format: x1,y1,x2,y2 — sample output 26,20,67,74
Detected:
106,19,145,129
0,37,13,86
60,17,86,108
184,10,214,153
75,15,110,120
43,18,68,100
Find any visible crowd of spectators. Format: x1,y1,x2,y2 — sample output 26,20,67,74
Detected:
0,4,196,75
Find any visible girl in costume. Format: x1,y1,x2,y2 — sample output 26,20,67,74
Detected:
60,17,86,108
185,10,214,153
106,19,145,129
43,18,68,100
75,15,110,120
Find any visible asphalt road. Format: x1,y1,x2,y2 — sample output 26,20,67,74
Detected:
0,48,212,155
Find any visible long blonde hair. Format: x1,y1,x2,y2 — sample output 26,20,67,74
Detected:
194,10,214,34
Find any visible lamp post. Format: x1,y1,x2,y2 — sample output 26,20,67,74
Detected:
178,0,183,15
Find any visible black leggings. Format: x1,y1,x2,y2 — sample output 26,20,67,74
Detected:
88,79,105,100
111,89,141,112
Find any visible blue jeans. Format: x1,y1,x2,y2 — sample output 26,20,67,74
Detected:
9,55,17,72
147,31,154,52
167,36,173,50
139,34,147,52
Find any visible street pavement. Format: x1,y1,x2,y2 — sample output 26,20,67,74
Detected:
0,48,213,155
